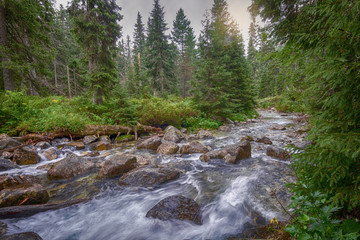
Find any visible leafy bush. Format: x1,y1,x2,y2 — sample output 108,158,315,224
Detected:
285,190,360,240
131,96,198,128
183,116,222,131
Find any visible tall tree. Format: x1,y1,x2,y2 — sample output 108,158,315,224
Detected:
69,0,122,104
171,8,195,98
145,0,174,96
193,0,254,117
0,0,54,93
132,12,146,95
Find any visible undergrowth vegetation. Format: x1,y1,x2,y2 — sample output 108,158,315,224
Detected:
0,91,255,135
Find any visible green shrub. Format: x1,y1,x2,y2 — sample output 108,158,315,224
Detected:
183,116,222,131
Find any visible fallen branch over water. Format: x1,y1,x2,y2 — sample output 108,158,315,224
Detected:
0,199,89,219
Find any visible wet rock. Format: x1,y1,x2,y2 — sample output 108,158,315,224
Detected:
40,148,58,161
200,140,251,164
47,154,96,180
98,155,138,178
118,167,181,187
241,135,254,142
115,135,135,143
12,147,40,165
157,142,179,155
266,146,290,160
1,152,12,159
146,195,202,225
83,135,98,145
268,124,286,130
256,137,272,145
92,141,112,151
51,138,69,145
196,129,213,139
219,125,231,132
0,232,43,240
180,128,188,134
163,126,184,143
0,137,21,151
0,184,49,208
0,159,19,172
100,135,111,142
0,174,41,191
68,141,85,150
35,141,51,150
180,142,210,155
0,221,6,235
137,136,162,150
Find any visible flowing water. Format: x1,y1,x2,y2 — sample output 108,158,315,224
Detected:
2,110,307,240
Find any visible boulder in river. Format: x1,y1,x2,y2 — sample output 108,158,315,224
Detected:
68,141,85,150
146,195,202,225
0,184,49,208
0,232,43,240
118,167,181,187
157,142,179,155
83,135,98,145
0,159,19,172
163,126,184,143
241,135,254,142
12,147,40,165
0,174,41,191
47,153,96,180
35,141,51,150
219,125,231,132
0,137,21,151
196,129,213,139
98,154,138,178
266,146,290,160
180,142,210,155
200,140,251,164
137,136,162,150
92,141,112,151
256,137,272,145
268,124,286,130
40,148,58,161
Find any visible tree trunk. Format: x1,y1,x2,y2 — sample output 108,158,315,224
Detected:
67,65,72,99
54,60,58,87
0,2,15,91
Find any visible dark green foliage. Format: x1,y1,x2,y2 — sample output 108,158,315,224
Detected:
69,0,122,104
193,0,255,117
251,0,360,237
145,0,176,96
1,0,54,93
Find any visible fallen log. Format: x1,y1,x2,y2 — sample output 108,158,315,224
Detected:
0,199,89,219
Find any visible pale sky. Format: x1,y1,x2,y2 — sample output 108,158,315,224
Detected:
56,0,252,45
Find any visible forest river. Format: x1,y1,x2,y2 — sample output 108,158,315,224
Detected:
1,110,308,240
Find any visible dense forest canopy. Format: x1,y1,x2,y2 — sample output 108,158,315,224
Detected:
0,0,359,238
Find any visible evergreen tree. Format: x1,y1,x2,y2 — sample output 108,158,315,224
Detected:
69,0,122,104
145,0,175,96
0,0,54,93
132,12,146,95
193,0,254,117
171,8,196,98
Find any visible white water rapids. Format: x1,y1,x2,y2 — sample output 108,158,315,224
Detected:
2,110,307,240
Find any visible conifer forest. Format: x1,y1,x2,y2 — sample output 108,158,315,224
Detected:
0,0,359,239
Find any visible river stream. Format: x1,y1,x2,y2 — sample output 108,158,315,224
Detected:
2,110,308,240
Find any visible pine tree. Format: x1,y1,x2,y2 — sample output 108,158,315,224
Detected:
69,0,122,104
132,12,146,95
145,0,175,96
171,8,195,98
0,0,54,93
193,0,254,117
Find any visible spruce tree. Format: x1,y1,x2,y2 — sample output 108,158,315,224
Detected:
0,0,54,93
145,0,175,96
193,0,254,117
171,8,195,98
132,12,146,95
69,0,122,104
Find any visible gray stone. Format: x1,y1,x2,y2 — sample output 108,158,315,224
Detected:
137,136,162,150
157,142,179,155
146,195,202,225
83,135,98,145
12,147,40,165
163,126,184,143
98,155,137,178
180,142,210,155
0,159,19,172
266,146,290,160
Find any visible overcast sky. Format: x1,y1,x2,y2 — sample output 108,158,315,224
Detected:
56,0,253,45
